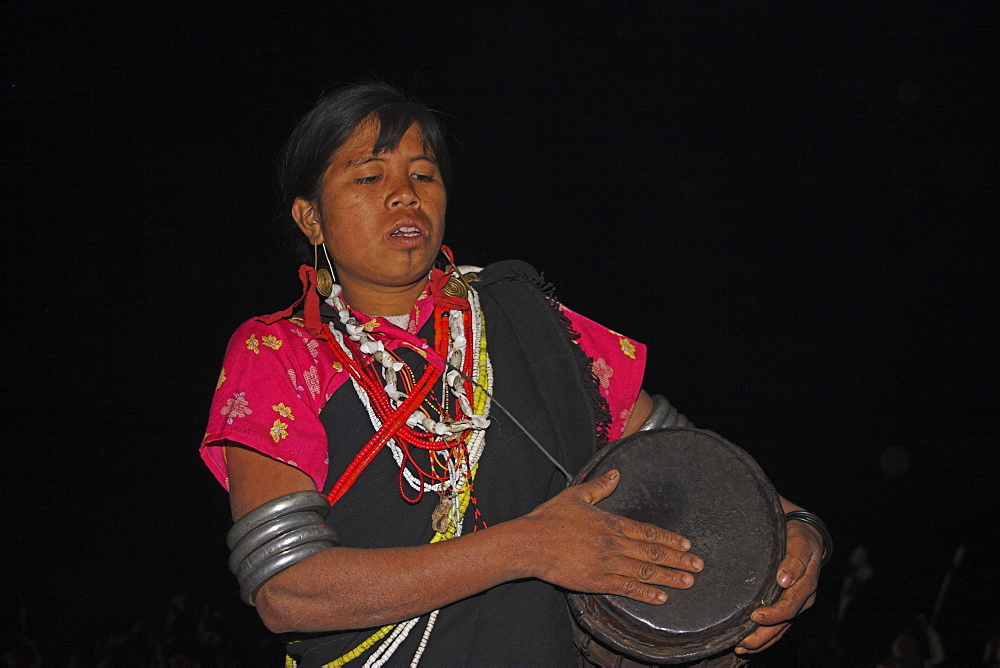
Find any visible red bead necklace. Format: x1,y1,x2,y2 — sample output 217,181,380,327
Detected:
322,305,478,507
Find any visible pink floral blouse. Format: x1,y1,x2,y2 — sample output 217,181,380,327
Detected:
201,295,646,491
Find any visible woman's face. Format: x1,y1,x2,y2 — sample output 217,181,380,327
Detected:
294,119,446,310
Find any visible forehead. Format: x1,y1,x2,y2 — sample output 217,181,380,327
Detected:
335,119,430,162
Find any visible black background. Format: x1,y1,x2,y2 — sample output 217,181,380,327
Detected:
4,3,997,665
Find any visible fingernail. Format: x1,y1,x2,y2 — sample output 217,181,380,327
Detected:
605,469,619,480
777,570,792,587
691,557,703,571
655,591,667,603
682,573,694,586
735,647,747,654
752,612,765,622
680,538,691,550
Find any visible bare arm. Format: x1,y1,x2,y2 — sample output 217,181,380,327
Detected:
622,389,655,436
225,442,703,634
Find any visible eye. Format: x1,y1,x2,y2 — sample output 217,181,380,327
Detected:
411,173,437,183
354,175,381,185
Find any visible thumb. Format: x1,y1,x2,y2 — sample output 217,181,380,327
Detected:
575,469,621,505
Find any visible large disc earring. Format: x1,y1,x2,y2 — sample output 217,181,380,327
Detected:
316,241,340,297
438,247,469,299
314,242,335,297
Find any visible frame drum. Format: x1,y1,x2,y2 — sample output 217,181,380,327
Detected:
567,428,785,665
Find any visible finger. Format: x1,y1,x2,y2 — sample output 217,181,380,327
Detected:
755,536,821,624
610,514,695,556
600,574,670,605
775,550,811,589
607,553,698,590
778,521,822,587
737,622,791,654
752,589,816,626
601,519,703,574
574,469,622,505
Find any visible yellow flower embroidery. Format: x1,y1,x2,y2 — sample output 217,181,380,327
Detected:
246,334,260,354
262,334,282,350
273,403,295,420
332,361,344,372
270,419,289,443
216,367,226,389
363,319,380,332
619,337,636,359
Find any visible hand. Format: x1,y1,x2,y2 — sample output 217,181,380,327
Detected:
736,518,823,654
519,469,704,605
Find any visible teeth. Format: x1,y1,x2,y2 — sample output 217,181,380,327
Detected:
392,226,421,237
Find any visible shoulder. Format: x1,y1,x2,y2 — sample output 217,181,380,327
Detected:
475,259,541,286
219,315,327,373
230,314,319,344
473,260,558,302
226,315,297,344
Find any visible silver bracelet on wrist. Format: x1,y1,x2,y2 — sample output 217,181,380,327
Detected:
784,510,832,567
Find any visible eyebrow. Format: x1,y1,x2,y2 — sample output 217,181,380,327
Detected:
343,154,438,170
343,155,381,170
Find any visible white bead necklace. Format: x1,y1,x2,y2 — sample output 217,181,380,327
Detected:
326,280,493,497
323,272,492,666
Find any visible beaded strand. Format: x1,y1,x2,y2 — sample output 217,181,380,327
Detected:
320,465,478,668
314,266,492,666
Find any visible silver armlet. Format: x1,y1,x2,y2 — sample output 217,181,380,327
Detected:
226,491,338,606
638,394,693,431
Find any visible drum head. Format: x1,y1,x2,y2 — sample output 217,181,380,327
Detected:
567,428,785,665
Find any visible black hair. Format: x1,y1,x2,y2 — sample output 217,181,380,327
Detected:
277,82,451,260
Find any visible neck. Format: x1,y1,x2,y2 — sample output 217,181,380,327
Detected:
339,278,428,316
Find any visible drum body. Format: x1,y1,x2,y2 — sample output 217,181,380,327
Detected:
567,428,785,665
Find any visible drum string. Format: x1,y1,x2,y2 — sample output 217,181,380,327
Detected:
445,362,574,483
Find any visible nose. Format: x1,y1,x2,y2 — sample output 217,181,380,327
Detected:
388,175,419,208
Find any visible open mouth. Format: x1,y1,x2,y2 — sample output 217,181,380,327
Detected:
390,226,423,238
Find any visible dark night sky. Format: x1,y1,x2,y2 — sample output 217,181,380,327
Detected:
4,3,997,665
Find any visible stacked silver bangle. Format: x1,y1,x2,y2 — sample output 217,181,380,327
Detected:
226,490,339,606
784,510,833,567
638,395,693,431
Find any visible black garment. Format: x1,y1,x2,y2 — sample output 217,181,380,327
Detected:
286,261,609,667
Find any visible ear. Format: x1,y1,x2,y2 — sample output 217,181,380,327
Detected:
291,198,325,245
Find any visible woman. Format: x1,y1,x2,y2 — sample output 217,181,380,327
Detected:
202,82,827,666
